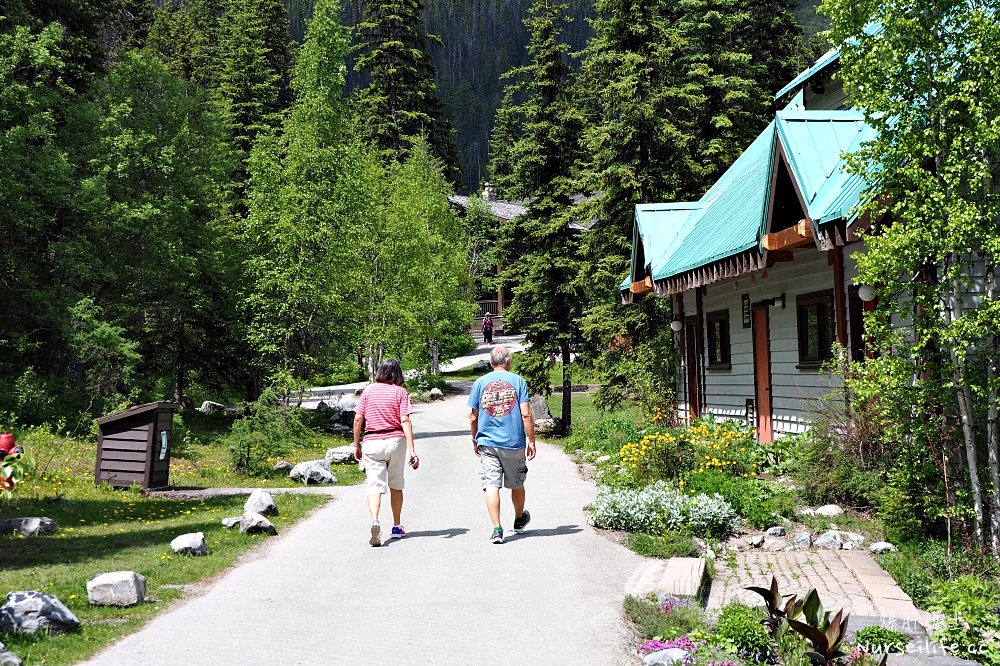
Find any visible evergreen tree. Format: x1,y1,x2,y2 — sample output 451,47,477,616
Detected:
146,0,224,88
492,0,586,430
574,0,804,414
352,0,459,175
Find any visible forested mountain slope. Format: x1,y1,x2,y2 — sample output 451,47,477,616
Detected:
292,0,825,192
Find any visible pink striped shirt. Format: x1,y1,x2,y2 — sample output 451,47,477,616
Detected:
356,383,413,441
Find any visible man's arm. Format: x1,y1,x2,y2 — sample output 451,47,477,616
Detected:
520,402,536,460
469,408,480,457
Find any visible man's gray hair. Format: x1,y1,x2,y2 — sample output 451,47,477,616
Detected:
490,345,512,368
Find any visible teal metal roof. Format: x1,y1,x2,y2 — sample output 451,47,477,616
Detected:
774,110,876,225
633,202,702,280
774,23,883,100
653,122,776,280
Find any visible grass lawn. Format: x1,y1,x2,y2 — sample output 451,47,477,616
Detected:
545,392,644,434
0,488,328,665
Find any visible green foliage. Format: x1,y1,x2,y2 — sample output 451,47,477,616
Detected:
854,626,909,653
589,482,739,539
824,0,1000,546
562,415,642,457
684,469,794,529
623,595,706,642
786,429,883,509
927,576,1000,666
225,388,311,473
352,0,458,174
625,532,700,559
715,604,772,662
0,451,34,501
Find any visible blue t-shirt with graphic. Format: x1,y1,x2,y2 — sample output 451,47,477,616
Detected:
468,369,530,449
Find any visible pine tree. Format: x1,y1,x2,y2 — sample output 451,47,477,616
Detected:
573,0,804,414
493,0,586,430
352,0,459,175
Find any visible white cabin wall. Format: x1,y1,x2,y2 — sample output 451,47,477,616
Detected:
700,284,755,424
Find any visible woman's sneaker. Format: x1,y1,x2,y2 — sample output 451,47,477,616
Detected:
389,525,405,540
514,510,531,533
369,521,382,547
491,527,504,544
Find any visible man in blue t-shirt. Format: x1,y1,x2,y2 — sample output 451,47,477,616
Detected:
468,345,536,544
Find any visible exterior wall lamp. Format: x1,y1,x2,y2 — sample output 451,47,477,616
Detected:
857,284,877,302
670,316,683,333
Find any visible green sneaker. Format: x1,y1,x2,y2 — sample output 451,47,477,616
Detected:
491,527,504,544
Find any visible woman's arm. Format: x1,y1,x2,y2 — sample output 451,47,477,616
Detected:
352,413,364,461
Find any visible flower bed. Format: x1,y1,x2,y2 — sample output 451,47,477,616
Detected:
588,481,739,539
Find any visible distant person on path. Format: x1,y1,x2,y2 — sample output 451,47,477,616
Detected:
482,313,494,344
353,358,418,547
468,345,536,544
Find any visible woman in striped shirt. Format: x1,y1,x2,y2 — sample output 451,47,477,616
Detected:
353,358,418,547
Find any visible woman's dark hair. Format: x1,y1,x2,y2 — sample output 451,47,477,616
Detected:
374,357,404,386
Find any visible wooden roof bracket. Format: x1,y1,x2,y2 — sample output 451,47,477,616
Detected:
762,219,814,251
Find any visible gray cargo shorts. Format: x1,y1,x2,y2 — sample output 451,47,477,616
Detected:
477,445,528,489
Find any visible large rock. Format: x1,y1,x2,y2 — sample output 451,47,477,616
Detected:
244,489,278,516
86,571,146,606
840,531,866,545
325,446,356,464
473,360,491,373
765,526,786,537
815,504,844,517
429,388,444,401
170,532,208,556
325,423,353,437
290,461,337,485
534,418,562,435
221,517,242,529
198,400,225,414
793,531,813,548
272,460,293,472
643,648,690,665
0,517,56,537
870,541,897,555
0,591,80,635
240,512,277,535
815,530,844,550
529,394,553,421
748,535,765,548
797,507,816,517
329,397,358,427
763,538,789,552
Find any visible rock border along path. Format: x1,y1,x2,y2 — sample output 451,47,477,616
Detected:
80,386,643,666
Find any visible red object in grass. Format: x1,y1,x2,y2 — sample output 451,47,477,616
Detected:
0,431,15,490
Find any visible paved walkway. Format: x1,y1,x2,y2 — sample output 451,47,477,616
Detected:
81,387,642,666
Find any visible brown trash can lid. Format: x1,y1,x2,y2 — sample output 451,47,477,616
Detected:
97,401,180,425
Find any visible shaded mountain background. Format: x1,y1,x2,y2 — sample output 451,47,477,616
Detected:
285,0,826,193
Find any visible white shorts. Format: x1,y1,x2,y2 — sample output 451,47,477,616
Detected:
361,436,406,494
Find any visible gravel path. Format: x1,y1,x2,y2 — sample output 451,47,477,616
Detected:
81,388,643,666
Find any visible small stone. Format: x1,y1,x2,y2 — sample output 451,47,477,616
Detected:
704,548,716,560
429,388,444,401
315,400,332,412
0,591,80,635
594,455,612,464
643,648,690,665
765,526,786,537
815,530,844,550
240,512,277,535
748,535,765,548
870,541,896,555
763,538,789,552
325,423,353,437
221,517,242,529
815,504,844,517
843,542,855,550
272,460,293,472
244,489,278,516
325,446,356,464
198,400,225,414
290,461,337,485
0,649,22,666
692,537,707,551
793,531,812,548
354,387,364,396
840,531,865,544
86,571,146,606
170,532,207,556
0,517,57,537
533,417,561,435
797,507,816,517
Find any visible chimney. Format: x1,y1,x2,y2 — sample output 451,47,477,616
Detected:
482,181,496,201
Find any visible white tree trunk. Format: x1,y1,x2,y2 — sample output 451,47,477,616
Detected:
985,262,1000,556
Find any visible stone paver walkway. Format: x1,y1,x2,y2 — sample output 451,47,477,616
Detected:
707,549,925,625
80,386,642,666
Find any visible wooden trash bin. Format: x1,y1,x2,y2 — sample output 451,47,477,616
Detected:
95,402,179,489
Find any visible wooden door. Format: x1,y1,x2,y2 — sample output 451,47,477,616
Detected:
752,306,773,443
685,317,702,420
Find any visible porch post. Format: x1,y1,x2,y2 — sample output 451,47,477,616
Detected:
832,247,848,346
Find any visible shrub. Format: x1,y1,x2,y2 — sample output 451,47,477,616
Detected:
875,549,935,607
624,595,706,642
589,482,739,539
786,429,883,508
715,604,772,662
875,540,982,609
618,417,757,484
625,532,700,559
564,416,641,458
684,468,794,529
225,388,312,474
927,575,1000,665
854,626,909,653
